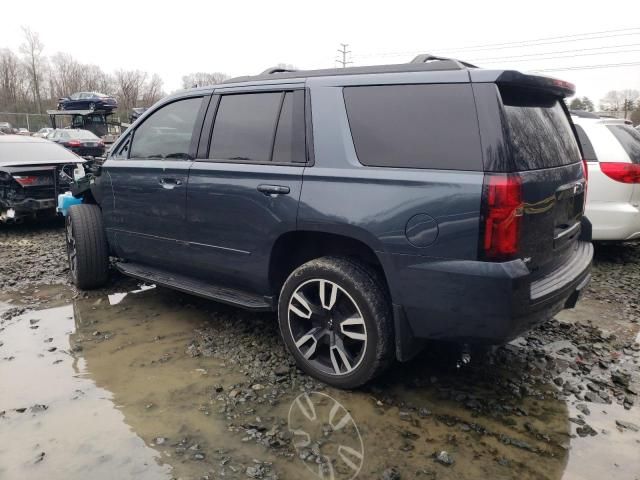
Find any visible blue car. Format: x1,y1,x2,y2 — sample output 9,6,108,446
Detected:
57,92,117,111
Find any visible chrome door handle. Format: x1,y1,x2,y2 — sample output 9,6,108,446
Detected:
159,177,183,189
257,184,290,196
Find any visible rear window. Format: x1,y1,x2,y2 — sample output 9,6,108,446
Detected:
606,124,640,164
500,87,581,170
574,124,598,162
343,84,482,170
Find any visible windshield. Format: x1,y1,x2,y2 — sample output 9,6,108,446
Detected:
607,124,640,164
500,87,581,171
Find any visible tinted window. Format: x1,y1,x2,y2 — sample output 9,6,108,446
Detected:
111,135,130,160
607,124,640,164
500,88,581,170
272,91,306,163
210,93,282,162
574,125,598,162
130,97,202,160
343,84,482,170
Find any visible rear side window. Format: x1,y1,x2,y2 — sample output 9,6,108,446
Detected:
574,125,598,162
209,91,305,163
500,87,581,170
606,125,640,164
130,97,203,160
343,84,482,170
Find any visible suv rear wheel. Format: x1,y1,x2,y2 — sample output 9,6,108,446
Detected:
278,256,394,388
66,204,109,289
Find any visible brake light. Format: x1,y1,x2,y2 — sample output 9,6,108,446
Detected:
12,175,38,186
600,162,640,184
481,174,524,261
67,140,81,147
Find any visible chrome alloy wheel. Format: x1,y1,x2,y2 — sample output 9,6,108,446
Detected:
287,279,368,376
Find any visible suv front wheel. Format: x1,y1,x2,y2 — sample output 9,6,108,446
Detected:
278,256,394,389
66,204,109,289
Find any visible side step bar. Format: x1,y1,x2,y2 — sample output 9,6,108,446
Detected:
115,262,274,311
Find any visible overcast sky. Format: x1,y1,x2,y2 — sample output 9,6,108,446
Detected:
1,0,639,104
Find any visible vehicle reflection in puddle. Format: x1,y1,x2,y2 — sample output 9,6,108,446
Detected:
1,286,638,479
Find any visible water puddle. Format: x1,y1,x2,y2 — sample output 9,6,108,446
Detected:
1,285,638,479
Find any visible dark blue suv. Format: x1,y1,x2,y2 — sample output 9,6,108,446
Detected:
65,55,593,388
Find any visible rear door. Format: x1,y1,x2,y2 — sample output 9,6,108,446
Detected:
186,87,306,295
497,86,585,273
103,95,206,274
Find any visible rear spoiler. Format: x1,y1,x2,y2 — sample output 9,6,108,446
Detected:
470,70,576,98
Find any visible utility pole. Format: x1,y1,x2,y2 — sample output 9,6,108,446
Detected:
336,43,352,68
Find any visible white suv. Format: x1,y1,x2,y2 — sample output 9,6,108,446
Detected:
572,112,640,241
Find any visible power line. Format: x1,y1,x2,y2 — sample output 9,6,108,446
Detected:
532,61,640,72
471,42,640,62
479,47,640,65
356,27,640,59
336,43,353,68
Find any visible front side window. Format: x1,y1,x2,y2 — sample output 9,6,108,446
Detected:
111,135,131,159
607,124,640,164
129,97,203,160
209,90,305,163
344,84,482,170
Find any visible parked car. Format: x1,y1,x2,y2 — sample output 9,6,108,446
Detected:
0,122,12,134
64,56,592,388
16,128,30,136
0,136,81,222
49,129,105,157
34,127,55,138
57,92,117,111
572,112,640,241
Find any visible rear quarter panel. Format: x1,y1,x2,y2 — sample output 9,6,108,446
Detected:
300,75,484,303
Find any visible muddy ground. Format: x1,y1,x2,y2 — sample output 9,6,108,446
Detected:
1,220,639,480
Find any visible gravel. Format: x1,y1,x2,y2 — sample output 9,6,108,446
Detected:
1,221,639,479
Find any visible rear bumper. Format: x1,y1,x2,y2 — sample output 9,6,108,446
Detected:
383,241,593,348
587,201,640,241
0,197,57,218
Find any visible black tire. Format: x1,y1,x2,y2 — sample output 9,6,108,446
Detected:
66,204,109,289
278,256,394,389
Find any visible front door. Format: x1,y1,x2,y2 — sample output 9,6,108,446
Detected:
186,88,307,294
103,95,206,274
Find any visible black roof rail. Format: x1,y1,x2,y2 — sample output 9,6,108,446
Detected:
410,53,478,69
569,110,600,119
260,66,298,75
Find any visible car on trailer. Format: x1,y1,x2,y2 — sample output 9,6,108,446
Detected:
58,92,118,111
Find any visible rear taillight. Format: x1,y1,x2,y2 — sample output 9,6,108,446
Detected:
481,174,524,261
600,162,640,183
582,159,588,182
66,140,81,147
12,175,39,186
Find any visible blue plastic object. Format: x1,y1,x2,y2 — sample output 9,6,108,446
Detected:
57,192,82,217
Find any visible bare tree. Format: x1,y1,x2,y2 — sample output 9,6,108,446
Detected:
600,90,622,112
142,73,165,106
620,89,640,119
0,48,25,112
19,26,46,113
114,69,148,115
181,72,229,89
